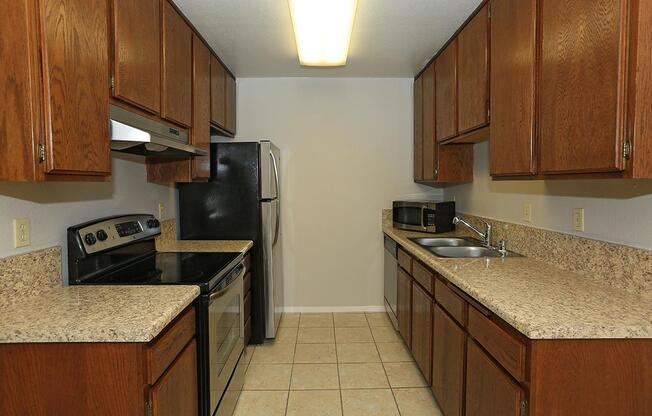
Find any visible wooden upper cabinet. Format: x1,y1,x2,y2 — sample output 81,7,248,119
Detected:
457,5,489,134
112,0,161,114
210,55,227,129
413,76,424,181
436,41,458,142
466,339,524,416
161,0,192,127
422,64,437,180
0,1,41,181
41,0,111,176
538,0,626,174
411,282,433,384
225,72,237,134
490,0,536,176
191,35,211,180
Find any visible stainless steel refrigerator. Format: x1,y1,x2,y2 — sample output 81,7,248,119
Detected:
178,140,283,342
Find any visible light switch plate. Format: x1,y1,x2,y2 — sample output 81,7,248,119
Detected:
573,208,585,232
158,203,165,220
523,203,532,223
13,218,31,248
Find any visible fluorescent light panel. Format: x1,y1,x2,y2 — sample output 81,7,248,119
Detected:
288,0,358,66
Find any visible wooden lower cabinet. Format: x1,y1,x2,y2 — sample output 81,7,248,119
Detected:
0,307,197,416
397,267,412,348
411,282,433,384
432,305,466,416
466,339,524,416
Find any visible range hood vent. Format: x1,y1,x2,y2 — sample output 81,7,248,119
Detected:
109,105,207,157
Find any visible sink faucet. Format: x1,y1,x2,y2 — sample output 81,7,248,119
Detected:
453,217,492,247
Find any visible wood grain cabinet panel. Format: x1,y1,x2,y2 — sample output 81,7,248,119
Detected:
412,261,433,295
434,279,467,326
150,340,198,416
397,248,412,274
490,0,537,176
0,0,41,181
436,41,458,142
41,0,111,175
112,0,161,114
411,282,433,384
191,35,211,180
457,4,489,134
210,55,227,129
414,76,424,181
432,305,466,416
466,339,524,416
225,72,237,134
538,0,626,174
397,267,413,348
422,63,437,180
161,0,192,127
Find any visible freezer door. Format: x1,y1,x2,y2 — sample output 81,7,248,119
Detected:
260,141,280,200
262,199,283,338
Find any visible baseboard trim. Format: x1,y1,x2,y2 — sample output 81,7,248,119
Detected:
281,306,386,313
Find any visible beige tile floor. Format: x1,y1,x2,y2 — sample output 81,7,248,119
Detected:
234,312,444,416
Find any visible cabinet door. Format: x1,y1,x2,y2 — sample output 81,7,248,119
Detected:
191,35,211,180
411,282,433,384
432,305,465,416
41,0,111,175
112,0,160,114
161,0,192,127
210,55,227,128
466,339,523,416
225,72,237,134
458,5,489,134
150,340,198,416
539,0,626,174
0,1,41,181
413,76,424,181
422,64,438,180
437,145,474,183
490,0,536,176
436,41,458,142
397,267,412,348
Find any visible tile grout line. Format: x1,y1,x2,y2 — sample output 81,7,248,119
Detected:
381,354,404,416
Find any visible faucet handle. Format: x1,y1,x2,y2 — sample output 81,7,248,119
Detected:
498,240,507,253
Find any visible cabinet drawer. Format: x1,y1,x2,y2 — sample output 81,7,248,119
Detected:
468,306,526,382
243,271,251,296
397,248,412,273
244,291,252,321
147,306,196,385
434,279,467,326
412,261,433,295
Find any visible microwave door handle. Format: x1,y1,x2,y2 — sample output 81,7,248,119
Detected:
420,206,426,230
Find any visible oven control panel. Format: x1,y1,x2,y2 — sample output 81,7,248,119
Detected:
75,214,161,255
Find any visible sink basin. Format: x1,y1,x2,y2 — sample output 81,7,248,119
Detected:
430,246,505,258
409,237,481,247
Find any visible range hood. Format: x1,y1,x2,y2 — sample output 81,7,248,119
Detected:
109,105,207,157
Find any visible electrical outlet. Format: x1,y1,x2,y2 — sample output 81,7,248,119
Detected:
158,203,165,220
13,219,31,248
523,203,532,223
573,208,585,232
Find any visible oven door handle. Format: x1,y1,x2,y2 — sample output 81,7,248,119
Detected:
209,263,246,300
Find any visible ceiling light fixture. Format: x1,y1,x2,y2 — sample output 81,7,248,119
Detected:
288,0,358,66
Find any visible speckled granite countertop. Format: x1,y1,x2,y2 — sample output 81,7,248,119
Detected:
383,224,652,340
156,239,253,253
0,285,199,343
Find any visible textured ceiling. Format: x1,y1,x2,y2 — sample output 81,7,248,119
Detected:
175,0,482,77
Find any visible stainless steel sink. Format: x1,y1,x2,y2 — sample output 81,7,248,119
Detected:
409,237,481,247
430,246,504,258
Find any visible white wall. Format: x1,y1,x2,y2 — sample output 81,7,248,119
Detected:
235,78,443,311
0,155,177,281
445,142,652,250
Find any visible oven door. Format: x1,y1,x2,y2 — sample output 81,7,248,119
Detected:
208,262,246,416
392,202,438,232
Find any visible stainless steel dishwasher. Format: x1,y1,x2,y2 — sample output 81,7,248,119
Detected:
383,236,398,329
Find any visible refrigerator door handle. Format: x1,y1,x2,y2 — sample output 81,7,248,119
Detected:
270,151,280,245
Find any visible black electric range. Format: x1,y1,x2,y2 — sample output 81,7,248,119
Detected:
67,214,247,416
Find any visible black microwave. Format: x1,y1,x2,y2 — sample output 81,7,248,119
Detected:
392,200,455,233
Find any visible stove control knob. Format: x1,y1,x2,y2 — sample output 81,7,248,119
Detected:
96,229,108,241
147,219,160,229
84,233,97,246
